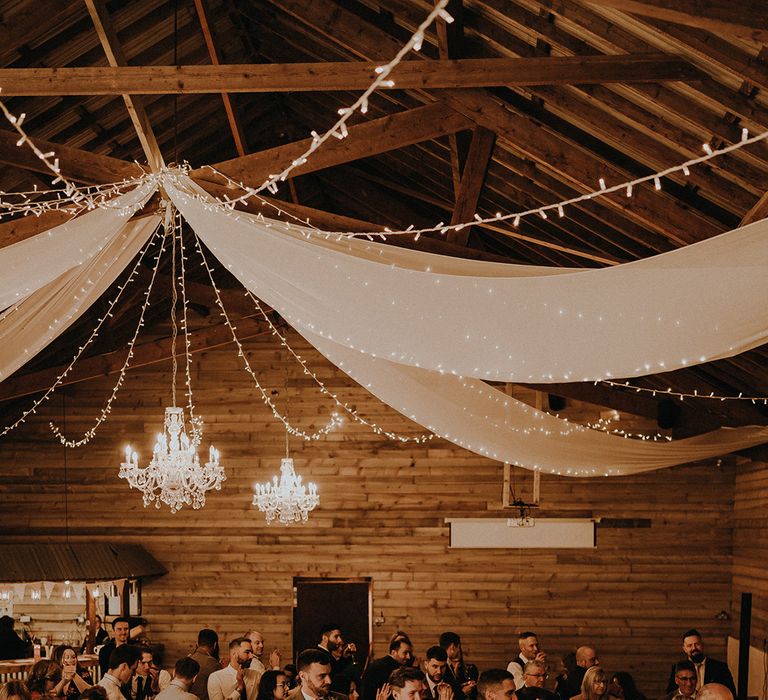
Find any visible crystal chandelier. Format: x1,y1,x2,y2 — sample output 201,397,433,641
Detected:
119,204,225,513
253,394,319,524
252,456,319,524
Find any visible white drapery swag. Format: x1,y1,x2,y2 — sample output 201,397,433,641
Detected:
164,173,768,475
165,173,768,384
0,191,160,381
0,180,156,311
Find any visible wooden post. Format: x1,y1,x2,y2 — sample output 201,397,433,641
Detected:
84,584,96,653
737,592,751,700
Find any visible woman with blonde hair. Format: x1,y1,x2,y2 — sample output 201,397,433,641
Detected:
571,667,615,700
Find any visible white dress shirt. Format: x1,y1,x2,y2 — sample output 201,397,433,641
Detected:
155,679,200,700
100,673,129,700
207,664,259,700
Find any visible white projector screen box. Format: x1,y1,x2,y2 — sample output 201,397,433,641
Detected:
446,518,597,548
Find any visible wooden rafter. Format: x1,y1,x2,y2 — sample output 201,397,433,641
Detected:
84,0,164,172
586,0,768,44
447,126,496,246
741,192,768,226
193,0,248,157
192,102,475,185
0,55,705,96
435,0,468,200
0,129,145,184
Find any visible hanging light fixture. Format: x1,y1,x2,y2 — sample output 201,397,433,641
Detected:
252,391,319,524
119,204,225,513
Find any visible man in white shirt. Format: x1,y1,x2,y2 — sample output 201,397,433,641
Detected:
507,634,546,690
208,637,260,700
156,657,201,700
99,645,142,700
245,630,282,677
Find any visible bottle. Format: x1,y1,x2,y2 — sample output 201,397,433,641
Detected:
33,643,41,661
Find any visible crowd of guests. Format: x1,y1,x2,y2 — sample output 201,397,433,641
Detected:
0,619,739,700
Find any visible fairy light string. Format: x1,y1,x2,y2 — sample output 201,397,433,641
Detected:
194,126,768,244
47,220,168,446
191,230,431,443
600,379,768,404
0,216,163,438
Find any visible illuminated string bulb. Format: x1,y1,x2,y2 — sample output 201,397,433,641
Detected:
199,125,768,245
1,220,163,440
600,379,768,404
47,222,168,446
191,230,432,444
208,0,453,201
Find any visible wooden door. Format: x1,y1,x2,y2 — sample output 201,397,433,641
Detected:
292,577,371,667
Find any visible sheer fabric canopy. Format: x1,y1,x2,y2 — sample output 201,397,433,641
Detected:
166,173,768,384
1,171,765,475
164,173,768,475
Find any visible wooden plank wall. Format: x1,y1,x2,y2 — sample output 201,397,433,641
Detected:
0,333,737,698
732,458,768,647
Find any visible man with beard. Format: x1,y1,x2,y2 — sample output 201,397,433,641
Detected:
287,649,332,700
208,637,259,700
317,624,358,695
477,670,517,700
361,636,414,700
665,630,735,696
423,646,453,700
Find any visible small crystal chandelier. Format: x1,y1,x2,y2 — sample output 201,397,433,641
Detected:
252,393,319,524
119,204,225,513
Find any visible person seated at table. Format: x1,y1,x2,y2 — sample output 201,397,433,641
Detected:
53,645,93,700
0,680,33,700
0,616,31,661
28,660,67,699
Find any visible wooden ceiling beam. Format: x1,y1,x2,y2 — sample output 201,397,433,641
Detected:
0,128,145,185
447,127,496,246
191,101,475,186
269,0,724,246
585,0,768,44
741,192,768,226
0,55,704,96
84,0,164,172
193,0,248,157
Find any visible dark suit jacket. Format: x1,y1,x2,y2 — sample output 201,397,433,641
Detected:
361,656,400,700
517,687,559,700
444,662,478,700
665,658,735,696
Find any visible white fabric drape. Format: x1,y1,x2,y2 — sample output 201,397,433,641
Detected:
0,181,155,311
165,173,768,384
0,214,161,381
301,329,768,475
164,173,768,475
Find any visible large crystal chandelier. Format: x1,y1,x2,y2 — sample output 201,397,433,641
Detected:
119,204,225,513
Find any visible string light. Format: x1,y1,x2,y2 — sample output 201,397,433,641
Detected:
202,0,453,202
0,216,163,438
48,220,168,446
191,229,432,443
600,379,768,404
